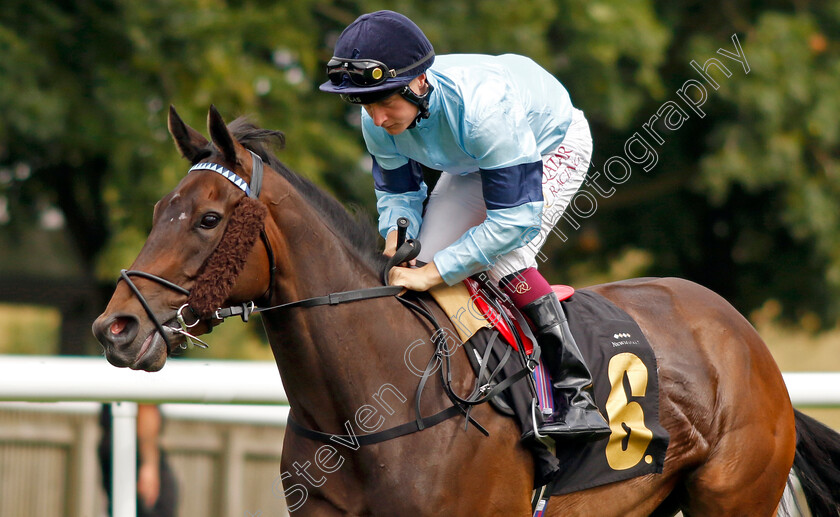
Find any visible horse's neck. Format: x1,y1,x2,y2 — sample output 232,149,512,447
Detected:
260,197,420,430
270,203,382,301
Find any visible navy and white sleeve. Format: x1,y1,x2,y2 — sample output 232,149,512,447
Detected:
432,96,544,285
362,116,428,240
372,157,428,239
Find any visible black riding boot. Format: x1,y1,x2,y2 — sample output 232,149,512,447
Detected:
522,293,611,441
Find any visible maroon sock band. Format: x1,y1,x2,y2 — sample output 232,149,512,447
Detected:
499,267,552,308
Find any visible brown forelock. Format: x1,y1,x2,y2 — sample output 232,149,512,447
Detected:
187,197,268,318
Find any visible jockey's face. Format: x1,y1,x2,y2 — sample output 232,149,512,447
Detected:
363,75,426,135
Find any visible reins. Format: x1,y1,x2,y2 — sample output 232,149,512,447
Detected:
119,269,190,350
213,231,418,320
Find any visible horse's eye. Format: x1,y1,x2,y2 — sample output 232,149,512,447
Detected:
199,213,222,229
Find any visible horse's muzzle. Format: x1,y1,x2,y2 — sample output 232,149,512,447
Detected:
92,312,173,371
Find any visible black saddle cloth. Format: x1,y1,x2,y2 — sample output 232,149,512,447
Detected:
464,289,669,494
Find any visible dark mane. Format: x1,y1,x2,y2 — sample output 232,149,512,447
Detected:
226,117,387,273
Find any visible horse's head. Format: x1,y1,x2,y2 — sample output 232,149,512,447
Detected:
92,106,278,371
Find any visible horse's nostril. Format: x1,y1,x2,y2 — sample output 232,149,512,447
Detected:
110,317,129,336
95,314,139,347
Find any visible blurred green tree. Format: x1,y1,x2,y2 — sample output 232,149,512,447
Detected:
543,1,840,325
1,0,838,357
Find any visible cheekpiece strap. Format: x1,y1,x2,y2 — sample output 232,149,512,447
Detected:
247,151,263,199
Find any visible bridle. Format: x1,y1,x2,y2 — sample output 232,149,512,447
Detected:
116,151,409,352
118,150,276,351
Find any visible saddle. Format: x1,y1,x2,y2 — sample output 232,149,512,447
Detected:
430,275,670,497
463,277,574,420
386,235,668,499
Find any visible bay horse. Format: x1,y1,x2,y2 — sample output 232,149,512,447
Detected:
93,106,840,516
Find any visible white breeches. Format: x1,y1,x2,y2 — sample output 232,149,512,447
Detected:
416,108,593,282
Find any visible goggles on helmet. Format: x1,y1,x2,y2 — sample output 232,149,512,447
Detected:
326,50,434,87
327,58,394,87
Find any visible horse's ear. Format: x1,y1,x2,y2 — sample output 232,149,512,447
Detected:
168,106,209,164
207,105,239,165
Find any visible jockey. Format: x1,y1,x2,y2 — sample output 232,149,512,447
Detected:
320,10,610,441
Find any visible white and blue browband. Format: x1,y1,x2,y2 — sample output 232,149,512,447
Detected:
188,162,252,197
187,151,264,199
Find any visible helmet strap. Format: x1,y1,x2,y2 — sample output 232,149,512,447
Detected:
401,83,435,129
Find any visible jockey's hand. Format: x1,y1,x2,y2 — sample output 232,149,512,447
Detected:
389,262,443,291
384,229,416,266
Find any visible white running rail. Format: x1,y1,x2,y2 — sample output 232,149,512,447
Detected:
1,356,839,517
